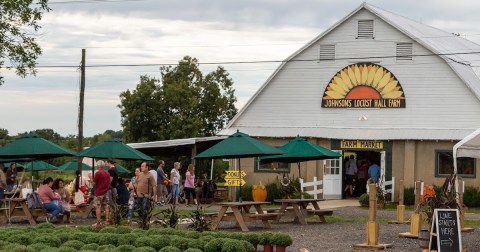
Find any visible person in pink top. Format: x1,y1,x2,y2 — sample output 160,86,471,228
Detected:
184,164,197,206
38,177,62,222
89,160,112,226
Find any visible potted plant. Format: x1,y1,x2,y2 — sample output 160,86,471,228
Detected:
260,232,274,252
243,233,261,252
270,233,293,252
417,175,461,231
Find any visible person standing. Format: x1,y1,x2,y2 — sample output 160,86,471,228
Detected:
368,162,381,183
0,164,6,206
156,160,168,205
106,159,118,203
356,161,369,196
38,177,62,222
184,164,196,206
170,162,181,205
6,163,17,192
89,160,111,226
148,163,157,200
343,155,357,197
127,167,140,222
135,161,157,210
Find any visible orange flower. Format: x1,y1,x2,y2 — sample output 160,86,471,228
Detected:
420,185,435,202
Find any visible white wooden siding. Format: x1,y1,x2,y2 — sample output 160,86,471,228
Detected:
229,9,480,138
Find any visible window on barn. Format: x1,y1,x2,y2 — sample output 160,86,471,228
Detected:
254,157,290,173
435,150,475,178
396,43,413,61
357,19,374,39
320,44,335,61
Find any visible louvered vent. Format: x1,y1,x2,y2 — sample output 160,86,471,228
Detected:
357,20,374,39
396,43,413,61
320,44,335,61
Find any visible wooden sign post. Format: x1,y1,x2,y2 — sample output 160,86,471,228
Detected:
353,183,393,250
457,180,474,233
399,181,423,238
429,209,462,252
389,179,410,224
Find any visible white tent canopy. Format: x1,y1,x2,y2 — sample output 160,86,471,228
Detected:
453,128,480,173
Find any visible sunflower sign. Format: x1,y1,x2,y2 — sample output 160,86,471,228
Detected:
322,63,406,108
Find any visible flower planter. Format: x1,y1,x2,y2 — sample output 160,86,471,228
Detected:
263,244,273,252
275,245,287,252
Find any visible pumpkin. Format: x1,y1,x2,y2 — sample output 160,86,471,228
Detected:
252,181,267,202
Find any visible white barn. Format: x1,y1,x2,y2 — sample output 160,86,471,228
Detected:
219,3,480,199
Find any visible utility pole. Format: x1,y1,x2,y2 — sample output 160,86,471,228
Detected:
77,49,86,172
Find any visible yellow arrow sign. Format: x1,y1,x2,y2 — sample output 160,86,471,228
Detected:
224,170,246,179
224,178,246,187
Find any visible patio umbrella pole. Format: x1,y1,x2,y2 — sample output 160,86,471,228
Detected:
297,162,301,179
239,158,242,202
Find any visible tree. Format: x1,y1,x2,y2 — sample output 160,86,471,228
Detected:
119,56,237,142
0,0,50,85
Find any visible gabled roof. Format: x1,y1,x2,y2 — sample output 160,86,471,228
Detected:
221,3,480,140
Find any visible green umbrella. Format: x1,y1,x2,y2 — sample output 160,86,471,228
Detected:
59,159,92,172
195,131,283,201
25,160,59,171
260,136,341,178
113,163,131,174
195,131,284,159
78,139,153,161
0,133,76,160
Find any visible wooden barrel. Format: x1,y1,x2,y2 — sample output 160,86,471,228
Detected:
418,229,430,249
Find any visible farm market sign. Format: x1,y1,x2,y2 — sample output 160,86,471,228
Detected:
322,63,406,108
341,140,384,150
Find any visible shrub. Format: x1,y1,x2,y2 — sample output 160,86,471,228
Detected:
222,239,254,252
76,232,100,244
27,243,50,252
81,243,99,250
135,247,156,252
404,187,415,205
243,233,261,245
187,239,205,250
158,246,182,252
237,185,253,201
204,238,224,252
149,237,171,251
358,193,369,206
116,245,136,252
134,236,153,247
116,234,138,246
184,249,203,252
54,232,74,243
4,244,27,252
7,233,32,245
61,240,85,250
32,235,62,247
169,237,191,250
56,246,77,252
99,227,117,233
97,233,120,246
259,232,274,245
36,222,56,230
115,226,132,234
97,244,116,251
463,186,480,207
266,182,282,202
270,233,293,247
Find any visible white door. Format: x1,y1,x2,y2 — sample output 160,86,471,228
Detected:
380,150,386,186
323,150,342,199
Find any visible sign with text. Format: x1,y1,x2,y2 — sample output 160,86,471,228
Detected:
321,63,406,109
340,140,384,150
224,178,246,187
429,209,462,252
224,170,246,179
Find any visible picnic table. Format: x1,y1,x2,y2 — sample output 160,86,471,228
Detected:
274,198,333,224
210,201,282,232
2,198,41,225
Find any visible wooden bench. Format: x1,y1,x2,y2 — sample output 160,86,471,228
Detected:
243,212,283,221
265,206,293,213
307,209,333,222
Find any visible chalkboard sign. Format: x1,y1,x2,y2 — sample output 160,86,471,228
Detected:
429,209,462,252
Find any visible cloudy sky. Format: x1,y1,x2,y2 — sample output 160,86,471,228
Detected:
2,0,480,137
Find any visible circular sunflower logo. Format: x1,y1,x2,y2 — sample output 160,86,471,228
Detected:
322,63,405,108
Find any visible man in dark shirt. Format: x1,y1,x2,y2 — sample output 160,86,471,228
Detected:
106,159,119,202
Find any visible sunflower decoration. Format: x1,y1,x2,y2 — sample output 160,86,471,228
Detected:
323,63,405,100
